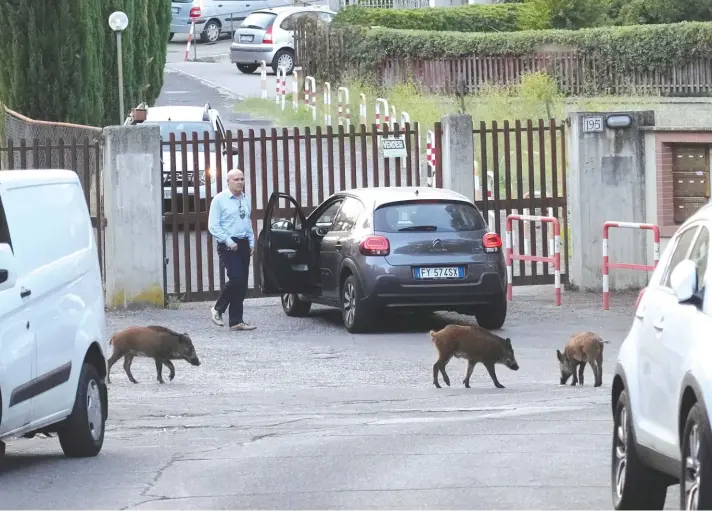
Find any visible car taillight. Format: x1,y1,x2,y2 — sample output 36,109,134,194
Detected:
263,26,273,43
189,7,201,18
483,232,502,253
360,235,389,256
634,287,647,312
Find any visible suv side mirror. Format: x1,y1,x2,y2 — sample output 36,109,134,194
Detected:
670,259,700,304
0,243,17,291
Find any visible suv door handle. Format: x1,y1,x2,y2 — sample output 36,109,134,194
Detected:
334,239,343,249
653,317,664,331
20,287,31,298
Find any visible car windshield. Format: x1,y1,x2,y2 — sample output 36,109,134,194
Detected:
374,200,488,233
147,121,215,141
241,12,277,29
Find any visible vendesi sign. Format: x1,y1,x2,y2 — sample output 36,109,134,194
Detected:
381,135,407,159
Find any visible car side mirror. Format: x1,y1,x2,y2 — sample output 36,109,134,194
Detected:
670,259,700,304
0,243,17,291
223,144,240,156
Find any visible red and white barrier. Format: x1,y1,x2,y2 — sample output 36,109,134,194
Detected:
260,60,267,100
602,221,660,310
304,76,316,122
184,22,196,61
359,93,367,125
506,214,561,306
425,130,436,186
323,82,332,126
292,67,300,111
400,111,410,132
337,87,350,128
390,105,397,130
275,66,287,110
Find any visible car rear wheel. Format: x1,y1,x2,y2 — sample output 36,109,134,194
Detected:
474,294,507,330
237,63,259,74
271,49,295,75
611,389,668,510
57,363,106,458
342,275,371,333
681,402,712,510
281,293,312,317
169,32,174,41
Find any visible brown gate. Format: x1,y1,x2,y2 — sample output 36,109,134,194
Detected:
468,119,569,287
0,138,106,280
162,122,422,303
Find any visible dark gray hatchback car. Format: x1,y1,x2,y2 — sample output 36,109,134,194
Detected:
257,187,507,333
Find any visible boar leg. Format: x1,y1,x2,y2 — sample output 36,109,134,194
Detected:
123,354,139,384
432,354,452,388
484,362,505,388
578,362,585,386
594,351,604,387
155,359,165,384
463,360,477,388
107,350,126,384
164,360,176,381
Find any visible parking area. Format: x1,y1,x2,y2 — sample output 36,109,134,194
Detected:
0,286,682,509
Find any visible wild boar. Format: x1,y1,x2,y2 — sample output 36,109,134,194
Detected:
556,331,609,387
430,324,520,389
107,325,201,384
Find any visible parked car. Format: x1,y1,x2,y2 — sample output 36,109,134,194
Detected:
231,5,336,74
171,0,292,43
125,103,238,212
0,169,108,459
257,187,508,333
610,203,712,510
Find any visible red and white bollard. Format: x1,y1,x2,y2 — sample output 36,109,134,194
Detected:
375,98,389,143
304,76,316,122
359,93,367,126
260,60,267,100
390,105,397,130
337,87,350,128
602,221,660,310
506,214,561,306
184,22,196,61
425,130,436,186
400,111,410,132
275,66,287,110
323,82,332,126
292,67,300,111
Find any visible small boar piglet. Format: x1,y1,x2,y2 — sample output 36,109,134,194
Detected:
107,325,201,384
430,324,519,389
556,331,609,387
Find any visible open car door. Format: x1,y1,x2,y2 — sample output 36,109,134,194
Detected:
258,192,315,295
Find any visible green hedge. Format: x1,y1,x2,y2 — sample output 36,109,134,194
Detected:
333,4,526,32
307,20,712,82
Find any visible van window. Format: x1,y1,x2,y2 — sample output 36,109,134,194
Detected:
3,182,92,273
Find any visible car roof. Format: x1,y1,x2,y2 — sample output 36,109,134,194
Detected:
0,169,80,190
333,187,473,209
145,106,212,122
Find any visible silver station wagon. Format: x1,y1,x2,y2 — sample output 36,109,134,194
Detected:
257,187,508,333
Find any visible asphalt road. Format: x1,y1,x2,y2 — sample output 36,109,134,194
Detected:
0,287,682,509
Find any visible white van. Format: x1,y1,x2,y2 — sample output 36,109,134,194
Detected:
0,169,108,458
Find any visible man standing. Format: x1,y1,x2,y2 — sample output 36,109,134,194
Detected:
208,168,257,331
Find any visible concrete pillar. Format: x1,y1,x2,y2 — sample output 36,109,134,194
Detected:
567,111,655,292
440,114,475,202
102,125,164,309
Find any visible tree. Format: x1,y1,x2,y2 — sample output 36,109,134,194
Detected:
521,0,608,30
613,0,712,25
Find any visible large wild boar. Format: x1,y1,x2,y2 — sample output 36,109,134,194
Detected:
430,324,520,389
556,331,609,387
107,326,201,384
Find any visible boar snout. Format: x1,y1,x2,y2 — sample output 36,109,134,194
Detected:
189,355,201,366
510,361,520,371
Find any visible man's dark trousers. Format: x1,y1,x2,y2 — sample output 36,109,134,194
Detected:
215,237,250,327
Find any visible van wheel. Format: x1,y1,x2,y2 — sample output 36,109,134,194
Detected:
611,390,668,509
342,275,371,333
475,294,507,330
680,402,712,510
281,293,312,317
57,363,105,458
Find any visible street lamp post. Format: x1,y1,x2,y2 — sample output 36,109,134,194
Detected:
108,11,129,124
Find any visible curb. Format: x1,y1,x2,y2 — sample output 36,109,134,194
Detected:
165,65,245,102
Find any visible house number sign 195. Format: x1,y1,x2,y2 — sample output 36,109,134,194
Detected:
583,116,604,133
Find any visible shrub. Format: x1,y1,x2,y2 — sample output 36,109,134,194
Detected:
520,0,608,30
333,4,526,32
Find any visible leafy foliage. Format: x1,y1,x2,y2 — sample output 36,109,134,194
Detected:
612,0,712,26
519,0,608,30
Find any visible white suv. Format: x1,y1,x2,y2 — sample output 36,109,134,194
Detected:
0,170,108,458
611,204,712,510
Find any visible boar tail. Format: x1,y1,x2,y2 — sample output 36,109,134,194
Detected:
429,330,438,343
109,334,115,345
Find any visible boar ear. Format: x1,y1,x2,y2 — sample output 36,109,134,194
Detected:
556,349,563,362
505,337,512,347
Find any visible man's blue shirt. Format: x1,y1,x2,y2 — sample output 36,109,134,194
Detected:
207,189,255,249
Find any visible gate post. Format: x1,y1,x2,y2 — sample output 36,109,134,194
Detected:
102,125,165,309
440,114,474,202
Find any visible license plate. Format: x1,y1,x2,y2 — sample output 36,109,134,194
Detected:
239,34,254,42
164,189,172,199
414,267,464,280
172,7,179,14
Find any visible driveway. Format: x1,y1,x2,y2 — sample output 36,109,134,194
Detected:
0,287,682,509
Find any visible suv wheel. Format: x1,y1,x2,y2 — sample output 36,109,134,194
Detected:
611,389,668,509
474,294,507,330
236,63,259,74
271,49,295,75
681,403,712,510
281,293,312,317
342,275,371,333
57,362,106,458
201,20,221,43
